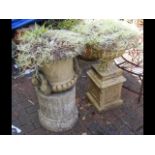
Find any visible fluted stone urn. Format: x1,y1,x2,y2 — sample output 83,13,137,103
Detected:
16,28,85,132
87,51,126,111
39,58,78,93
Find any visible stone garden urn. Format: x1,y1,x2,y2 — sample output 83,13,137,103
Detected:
83,20,140,111
16,29,84,132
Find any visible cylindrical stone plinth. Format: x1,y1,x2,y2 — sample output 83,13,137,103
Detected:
35,86,78,132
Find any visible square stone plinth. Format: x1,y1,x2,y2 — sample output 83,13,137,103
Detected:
87,63,126,111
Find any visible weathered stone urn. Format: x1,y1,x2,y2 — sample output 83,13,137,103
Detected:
87,51,126,111
33,58,80,132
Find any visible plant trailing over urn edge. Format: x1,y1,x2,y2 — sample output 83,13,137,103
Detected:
16,28,85,71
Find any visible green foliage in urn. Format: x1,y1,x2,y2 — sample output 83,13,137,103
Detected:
72,19,140,52
95,20,140,52
16,28,85,71
56,19,81,30
20,23,48,42
45,19,80,30
71,20,102,47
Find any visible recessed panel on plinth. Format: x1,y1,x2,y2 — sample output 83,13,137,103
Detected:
35,86,78,132
87,63,126,111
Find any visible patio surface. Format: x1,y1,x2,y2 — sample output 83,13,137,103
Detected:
12,58,143,135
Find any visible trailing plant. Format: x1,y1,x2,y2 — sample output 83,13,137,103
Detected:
16,29,84,71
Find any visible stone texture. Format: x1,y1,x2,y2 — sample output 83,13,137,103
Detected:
35,86,78,132
87,63,126,111
41,59,74,84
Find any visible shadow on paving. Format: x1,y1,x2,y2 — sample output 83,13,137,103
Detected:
12,58,143,135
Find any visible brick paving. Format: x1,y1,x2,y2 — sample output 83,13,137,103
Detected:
12,58,143,135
